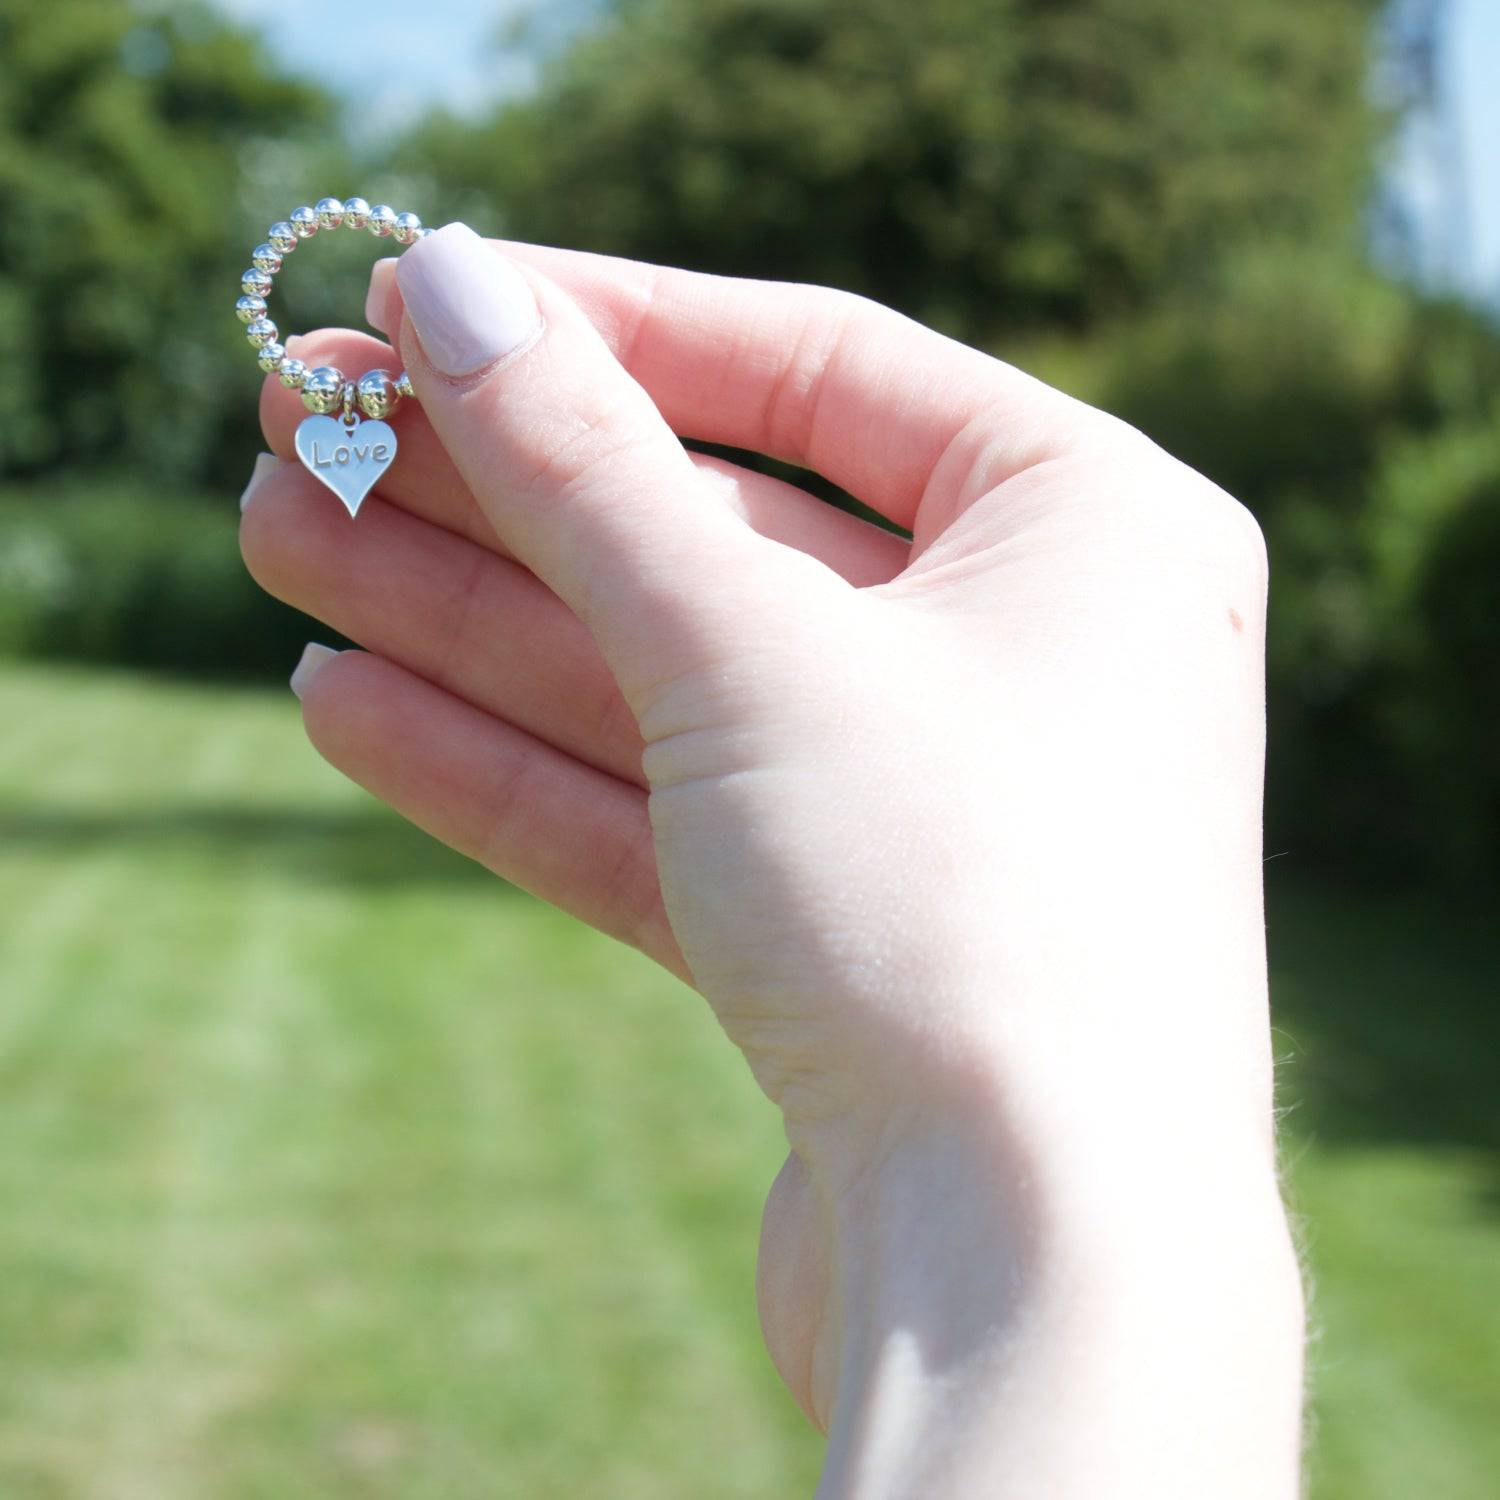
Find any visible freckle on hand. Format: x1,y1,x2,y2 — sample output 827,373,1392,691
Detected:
1228,607,1244,634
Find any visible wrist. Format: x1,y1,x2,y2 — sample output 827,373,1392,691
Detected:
812,1103,1303,1499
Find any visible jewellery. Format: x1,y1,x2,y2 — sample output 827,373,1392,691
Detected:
236,197,426,518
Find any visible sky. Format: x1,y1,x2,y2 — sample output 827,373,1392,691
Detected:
206,0,538,126
208,0,1500,305
1446,0,1499,298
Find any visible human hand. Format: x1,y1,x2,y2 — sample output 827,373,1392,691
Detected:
241,225,1302,1497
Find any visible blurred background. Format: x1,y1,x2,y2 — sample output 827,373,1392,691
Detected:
0,0,1495,1494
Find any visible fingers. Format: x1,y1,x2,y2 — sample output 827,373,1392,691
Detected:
391,224,829,707
260,330,908,588
241,459,646,785
294,647,688,981
370,241,1107,532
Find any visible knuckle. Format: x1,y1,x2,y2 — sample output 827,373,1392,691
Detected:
1158,458,1269,588
509,387,645,504
1212,490,1270,588
760,288,867,460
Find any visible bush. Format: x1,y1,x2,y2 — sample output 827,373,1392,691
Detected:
1049,255,1500,887
1365,413,1500,882
0,480,339,679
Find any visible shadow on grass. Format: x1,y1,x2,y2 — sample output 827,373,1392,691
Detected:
0,801,502,890
1266,869,1499,1170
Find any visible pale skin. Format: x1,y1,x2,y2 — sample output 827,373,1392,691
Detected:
240,237,1305,1497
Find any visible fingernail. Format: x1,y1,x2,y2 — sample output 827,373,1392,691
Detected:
366,257,398,333
290,642,339,700
396,222,540,377
240,451,281,513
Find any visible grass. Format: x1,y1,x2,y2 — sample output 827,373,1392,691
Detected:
0,662,1496,1497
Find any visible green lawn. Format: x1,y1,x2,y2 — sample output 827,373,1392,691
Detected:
1,663,1495,1498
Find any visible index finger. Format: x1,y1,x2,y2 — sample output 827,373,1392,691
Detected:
368,242,1107,532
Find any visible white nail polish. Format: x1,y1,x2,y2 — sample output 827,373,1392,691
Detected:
240,451,281,513
290,642,339,699
396,223,540,376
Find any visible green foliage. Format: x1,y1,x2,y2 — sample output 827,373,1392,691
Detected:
412,0,1385,336
0,0,337,487
1072,264,1500,881
0,481,339,676
1364,412,1500,880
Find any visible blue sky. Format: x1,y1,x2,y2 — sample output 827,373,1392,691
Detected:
210,0,1500,304
1446,0,1498,297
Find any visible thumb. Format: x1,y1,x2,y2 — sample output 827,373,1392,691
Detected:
389,223,793,708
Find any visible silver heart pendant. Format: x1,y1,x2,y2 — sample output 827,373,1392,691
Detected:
294,414,397,518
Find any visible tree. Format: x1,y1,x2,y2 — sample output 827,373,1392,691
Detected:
408,0,1386,338
0,0,335,484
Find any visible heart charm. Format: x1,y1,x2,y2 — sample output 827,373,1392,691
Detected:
294,414,397,518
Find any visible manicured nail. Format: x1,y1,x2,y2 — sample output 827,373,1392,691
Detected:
366,257,398,333
240,451,281,513
290,642,339,699
395,222,540,377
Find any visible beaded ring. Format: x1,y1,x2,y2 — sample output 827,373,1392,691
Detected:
236,196,427,517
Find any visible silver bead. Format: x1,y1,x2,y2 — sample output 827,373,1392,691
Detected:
366,204,398,238
251,242,283,274
268,221,298,253
394,370,415,400
241,267,273,298
301,365,344,414
289,206,318,238
342,196,371,230
245,318,278,348
355,368,401,419
392,211,422,245
257,340,286,372
278,357,308,389
235,294,267,324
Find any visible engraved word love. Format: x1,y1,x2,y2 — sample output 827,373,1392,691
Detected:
294,413,398,518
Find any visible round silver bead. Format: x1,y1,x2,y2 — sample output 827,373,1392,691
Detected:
257,340,286,372
241,267,274,298
235,294,267,324
268,221,298,253
355,368,401,420
394,370,415,400
315,196,345,230
301,366,344,414
289,206,318,238
245,318,278,348
342,196,371,230
367,204,398,238
251,242,283,274
392,211,422,246
278,357,308,389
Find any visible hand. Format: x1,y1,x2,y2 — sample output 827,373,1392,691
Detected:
241,225,1303,1498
